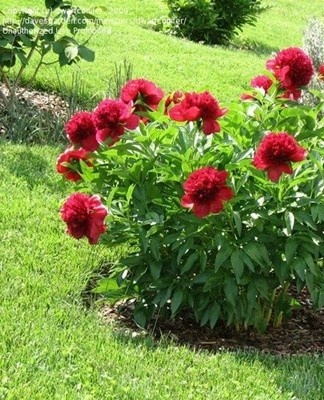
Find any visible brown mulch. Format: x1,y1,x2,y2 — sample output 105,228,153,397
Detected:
0,84,70,115
0,83,71,138
101,290,324,356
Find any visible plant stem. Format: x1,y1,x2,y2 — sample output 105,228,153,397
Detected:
9,8,53,108
265,288,277,325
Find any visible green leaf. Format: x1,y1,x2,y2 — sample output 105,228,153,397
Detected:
134,308,147,328
149,260,162,281
214,246,232,270
45,0,64,10
149,237,160,261
155,287,172,307
67,9,87,33
285,238,298,264
138,227,148,253
171,288,183,317
244,243,263,266
302,252,317,275
15,49,28,66
0,49,16,68
203,276,222,292
200,307,210,326
192,271,214,284
176,238,193,264
255,279,270,299
247,282,258,305
285,211,295,235
241,252,255,272
291,258,306,281
233,211,242,237
295,210,317,230
52,40,65,54
78,45,95,62
318,291,324,309
209,303,220,329
91,278,129,305
181,252,199,274
224,277,237,306
231,249,244,282
18,33,33,47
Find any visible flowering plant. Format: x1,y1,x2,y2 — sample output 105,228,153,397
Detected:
58,48,324,332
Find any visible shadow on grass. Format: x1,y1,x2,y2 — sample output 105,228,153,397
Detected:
229,39,279,57
2,146,67,193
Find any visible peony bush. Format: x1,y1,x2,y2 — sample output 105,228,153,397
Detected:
58,47,324,332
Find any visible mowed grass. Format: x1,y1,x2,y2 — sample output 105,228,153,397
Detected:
1,0,324,398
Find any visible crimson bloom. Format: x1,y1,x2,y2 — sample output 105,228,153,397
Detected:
241,75,274,100
60,193,108,244
266,47,313,99
164,90,184,108
318,64,324,80
181,167,233,218
120,78,164,112
251,75,273,92
253,132,307,182
169,91,227,135
56,147,92,182
65,111,99,152
93,99,139,145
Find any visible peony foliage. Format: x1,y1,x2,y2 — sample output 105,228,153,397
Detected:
58,47,324,332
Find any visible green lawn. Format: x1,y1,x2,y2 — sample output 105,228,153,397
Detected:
3,0,324,102
1,0,324,398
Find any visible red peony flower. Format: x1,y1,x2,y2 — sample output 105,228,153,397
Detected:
181,167,234,218
60,193,108,244
93,99,139,145
241,75,274,100
56,147,92,182
120,78,164,112
253,132,307,182
266,47,313,98
169,91,227,135
251,75,274,92
281,88,302,101
65,111,99,152
164,90,184,109
318,64,324,80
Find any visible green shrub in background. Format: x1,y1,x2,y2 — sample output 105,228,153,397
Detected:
163,0,267,45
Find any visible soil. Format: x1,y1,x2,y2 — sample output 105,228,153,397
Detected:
100,289,324,356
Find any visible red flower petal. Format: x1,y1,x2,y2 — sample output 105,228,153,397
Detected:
125,113,140,130
182,106,201,121
192,203,211,218
267,164,293,182
202,119,220,135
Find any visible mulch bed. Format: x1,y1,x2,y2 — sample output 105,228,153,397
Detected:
101,289,324,355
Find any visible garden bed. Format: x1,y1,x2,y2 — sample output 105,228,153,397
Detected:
101,288,324,355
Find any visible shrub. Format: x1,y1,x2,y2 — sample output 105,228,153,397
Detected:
58,47,324,333
301,18,324,108
0,0,99,111
163,0,267,45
